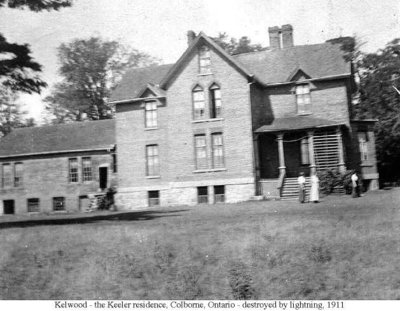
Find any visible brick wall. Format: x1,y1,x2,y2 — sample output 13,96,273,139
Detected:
265,80,351,125
0,152,116,215
116,45,256,209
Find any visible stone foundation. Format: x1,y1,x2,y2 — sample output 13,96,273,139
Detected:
115,180,255,210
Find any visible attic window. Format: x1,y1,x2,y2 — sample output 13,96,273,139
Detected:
199,46,211,74
296,84,311,115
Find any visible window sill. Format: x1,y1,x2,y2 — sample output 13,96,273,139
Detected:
145,127,158,131
360,162,373,167
193,168,227,173
146,175,161,179
297,113,312,116
192,118,224,124
198,72,213,76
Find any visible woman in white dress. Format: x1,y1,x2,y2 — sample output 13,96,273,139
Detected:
310,173,319,203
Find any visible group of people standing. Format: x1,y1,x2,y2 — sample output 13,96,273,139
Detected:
297,170,361,203
297,172,320,203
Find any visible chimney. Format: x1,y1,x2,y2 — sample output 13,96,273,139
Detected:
187,30,196,46
281,24,294,48
268,26,281,49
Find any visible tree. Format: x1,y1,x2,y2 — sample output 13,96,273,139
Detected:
211,33,266,55
0,0,72,94
354,38,400,182
0,86,35,136
45,37,158,122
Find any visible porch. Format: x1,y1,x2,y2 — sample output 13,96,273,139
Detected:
254,116,347,199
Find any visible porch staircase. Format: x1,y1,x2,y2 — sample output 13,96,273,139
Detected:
281,177,311,201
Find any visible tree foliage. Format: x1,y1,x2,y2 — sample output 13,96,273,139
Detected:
354,38,400,182
0,0,72,94
0,86,35,136
0,0,71,11
45,37,158,122
211,33,265,55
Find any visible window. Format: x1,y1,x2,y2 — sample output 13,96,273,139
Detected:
300,138,310,165
358,132,369,161
195,135,207,170
199,45,211,74
2,164,12,188
148,191,160,206
53,197,65,211
210,84,222,118
192,85,205,120
197,186,208,204
82,157,92,182
214,185,225,203
146,145,159,176
145,101,157,128
14,162,23,187
112,153,117,173
296,84,311,115
68,158,78,183
27,198,40,213
212,133,224,168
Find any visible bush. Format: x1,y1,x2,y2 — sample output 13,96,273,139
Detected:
318,169,357,195
317,170,342,194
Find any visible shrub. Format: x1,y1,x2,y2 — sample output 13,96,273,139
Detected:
318,170,342,194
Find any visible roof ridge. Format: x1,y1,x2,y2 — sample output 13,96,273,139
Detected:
11,119,115,132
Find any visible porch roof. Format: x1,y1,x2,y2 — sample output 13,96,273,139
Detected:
255,116,345,133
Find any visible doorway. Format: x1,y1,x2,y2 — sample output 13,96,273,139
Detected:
99,167,108,190
3,200,15,214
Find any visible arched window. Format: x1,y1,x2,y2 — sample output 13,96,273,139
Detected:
192,85,205,120
209,84,222,119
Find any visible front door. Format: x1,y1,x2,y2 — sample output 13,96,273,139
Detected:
3,200,15,214
99,167,108,190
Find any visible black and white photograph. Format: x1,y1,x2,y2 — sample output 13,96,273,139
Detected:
0,0,399,308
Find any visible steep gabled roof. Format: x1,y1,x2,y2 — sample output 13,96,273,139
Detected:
233,42,350,85
0,119,115,158
109,64,173,103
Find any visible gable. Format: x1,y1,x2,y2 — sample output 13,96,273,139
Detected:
287,68,312,82
159,33,254,90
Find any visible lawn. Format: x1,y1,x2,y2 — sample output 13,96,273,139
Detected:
0,189,400,300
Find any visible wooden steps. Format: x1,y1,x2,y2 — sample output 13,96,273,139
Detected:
281,177,311,201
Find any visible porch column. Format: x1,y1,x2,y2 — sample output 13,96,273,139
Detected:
336,127,346,173
277,133,286,175
307,130,317,175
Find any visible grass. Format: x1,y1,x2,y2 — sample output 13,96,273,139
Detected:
1,189,400,299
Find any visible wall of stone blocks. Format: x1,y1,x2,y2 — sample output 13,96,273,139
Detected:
115,179,255,210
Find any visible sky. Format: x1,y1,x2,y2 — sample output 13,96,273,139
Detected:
0,0,399,122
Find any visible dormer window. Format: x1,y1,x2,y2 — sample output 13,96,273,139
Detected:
296,84,311,115
199,46,211,74
209,84,222,118
192,85,205,120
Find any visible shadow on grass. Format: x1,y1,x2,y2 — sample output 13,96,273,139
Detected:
0,209,189,229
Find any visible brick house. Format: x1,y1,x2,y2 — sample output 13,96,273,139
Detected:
110,26,379,209
0,120,116,215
